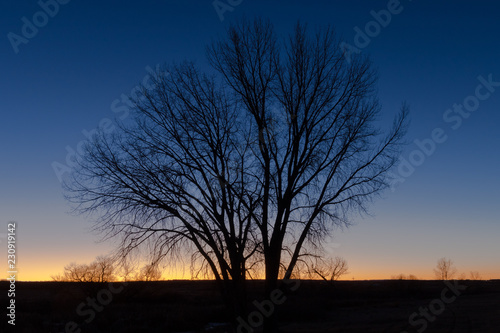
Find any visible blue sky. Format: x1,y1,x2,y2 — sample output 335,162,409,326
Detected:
1,0,499,280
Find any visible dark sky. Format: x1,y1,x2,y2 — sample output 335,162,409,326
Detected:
1,0,499,280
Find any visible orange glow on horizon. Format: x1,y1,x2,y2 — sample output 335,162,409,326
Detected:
8,250,500,282
13,267,500,282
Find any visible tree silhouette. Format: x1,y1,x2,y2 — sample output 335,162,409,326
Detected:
469,271,482,280
434,257,457,280
52,255,116,283
311,256,349,281
116,259,134,282
136,263,162,281
65,18,408,329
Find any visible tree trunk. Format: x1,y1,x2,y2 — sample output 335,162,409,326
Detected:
219,276,248,326
263,250,281,333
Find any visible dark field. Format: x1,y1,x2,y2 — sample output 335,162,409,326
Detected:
2,279,500,333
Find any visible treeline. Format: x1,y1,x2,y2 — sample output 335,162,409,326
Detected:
51,256,162,282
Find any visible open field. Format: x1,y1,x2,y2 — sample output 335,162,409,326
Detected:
2,279,500,332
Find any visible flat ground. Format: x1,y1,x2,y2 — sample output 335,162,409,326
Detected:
2,279,499,332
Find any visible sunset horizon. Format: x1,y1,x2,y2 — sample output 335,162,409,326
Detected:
2,1,499,331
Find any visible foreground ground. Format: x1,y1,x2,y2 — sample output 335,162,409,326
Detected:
1,279,499,332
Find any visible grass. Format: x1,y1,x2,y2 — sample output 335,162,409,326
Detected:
2,279,499,332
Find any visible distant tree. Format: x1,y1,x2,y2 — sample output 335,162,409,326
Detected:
92,255,116,282
469,271,482,280
433,257,457,280
116,259,135,282
64,17,408,330
136,263,162,281
311,256,349,281
52,256,116,282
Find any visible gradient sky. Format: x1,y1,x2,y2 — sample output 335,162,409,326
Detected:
1,0,499,281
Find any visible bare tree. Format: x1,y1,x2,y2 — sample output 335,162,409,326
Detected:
469,271,482,280
92,255,116,282
207,18,407,294
51,262,85,282
65,18,407,329
52,256,116,283
136,263,162,281
311,256,349,281
433,257,457,280
116,259,135,282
